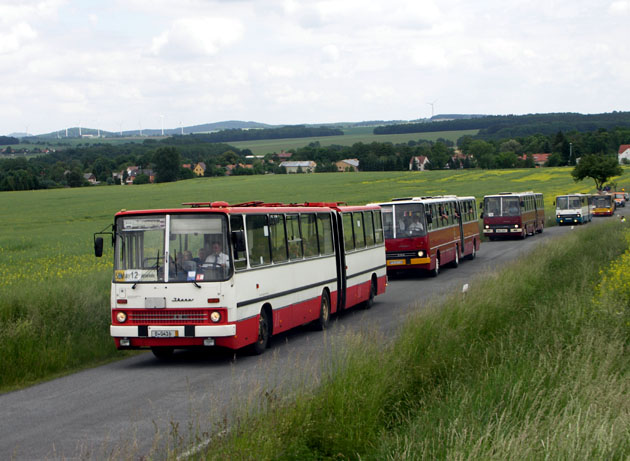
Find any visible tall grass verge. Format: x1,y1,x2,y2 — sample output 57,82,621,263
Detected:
0,272,126,392
197,221,630,460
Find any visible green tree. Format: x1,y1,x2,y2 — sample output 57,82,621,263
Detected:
153,147,181,183
571,155,623,191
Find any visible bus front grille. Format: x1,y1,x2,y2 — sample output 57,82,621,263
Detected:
128,309,209,325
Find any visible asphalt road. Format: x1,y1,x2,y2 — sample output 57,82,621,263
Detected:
2,211,627,460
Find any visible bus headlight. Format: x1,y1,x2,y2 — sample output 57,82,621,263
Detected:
514,224,519,228
417,250,425,257
116,311,127,323
210,311,222,323
485,225,489,229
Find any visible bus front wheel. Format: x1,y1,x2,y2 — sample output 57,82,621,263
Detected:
430,255,440,277
251,309,271,355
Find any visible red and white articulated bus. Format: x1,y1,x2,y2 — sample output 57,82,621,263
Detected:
373,196,480,276
94,201,387,358
482,192,544,240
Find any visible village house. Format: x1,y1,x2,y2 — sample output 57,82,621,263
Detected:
335,158,359,172
619,145,630,164
83,173,98,185
280,160,317,173
409,155,430,171
224,163,254,176
519,153,551,167
193,162,206,176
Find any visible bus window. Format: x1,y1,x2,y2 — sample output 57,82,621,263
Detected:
354,212,366,248
269,214,288,263
364,211,375,246
286,214,303,260
380,206,394,239
301,213,319,257
343,213,355,251
246,215,271,267
374,210,384,244
504,197,520,216
230,215,247,270
317,213,334,255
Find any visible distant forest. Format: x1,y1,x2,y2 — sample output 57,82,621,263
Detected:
374,112,630,140
166,125,343,144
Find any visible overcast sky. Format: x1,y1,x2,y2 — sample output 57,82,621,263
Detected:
2,0,630,136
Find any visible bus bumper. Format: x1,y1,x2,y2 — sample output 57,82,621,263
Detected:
111,324,236,339
387,257,431,268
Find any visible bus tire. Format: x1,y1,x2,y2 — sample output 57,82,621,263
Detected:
251,308,271,355
364,277,377,310
450,246,459,268
467,242,477,260
151,347,174,360
315,291,331,330
430,254,440,277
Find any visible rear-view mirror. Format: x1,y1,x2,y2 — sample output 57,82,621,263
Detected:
94,237,104,258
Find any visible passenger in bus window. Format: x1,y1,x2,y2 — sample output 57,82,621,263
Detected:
195,247,210,264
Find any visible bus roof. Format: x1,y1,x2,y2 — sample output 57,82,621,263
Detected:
373,195,476,206
114,201,381,217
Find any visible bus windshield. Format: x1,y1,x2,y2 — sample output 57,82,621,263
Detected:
592,195,612,207
380,203,426,238
485,197,521,217
114,214,231,283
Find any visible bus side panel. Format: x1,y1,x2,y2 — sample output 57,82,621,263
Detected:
429,226,457,265
215,315,260,349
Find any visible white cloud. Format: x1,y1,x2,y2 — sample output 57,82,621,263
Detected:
150,17,244,58
609,0,630,12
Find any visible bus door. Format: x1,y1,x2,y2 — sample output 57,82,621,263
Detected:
331,211,347,312
455,201,465,251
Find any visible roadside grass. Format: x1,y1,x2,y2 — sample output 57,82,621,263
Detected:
1,168,628,392
196,221,630,460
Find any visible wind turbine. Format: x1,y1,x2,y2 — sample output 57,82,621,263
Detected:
427,99,437,119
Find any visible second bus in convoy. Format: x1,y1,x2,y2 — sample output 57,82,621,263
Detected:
94,201,387,358
482,191,544,240
372,196,480,276
555,194,593,225
592,194,615,216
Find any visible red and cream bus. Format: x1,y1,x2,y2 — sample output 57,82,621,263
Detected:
482,192,544,240
592,193,615,216
373,196,480,276
94,201,387,358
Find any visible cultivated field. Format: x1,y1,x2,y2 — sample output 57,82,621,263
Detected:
1,167,628,391
229,128,479,154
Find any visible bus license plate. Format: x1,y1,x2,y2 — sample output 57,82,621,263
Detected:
151,330,178,338
387,259,405,266
496,229,508,233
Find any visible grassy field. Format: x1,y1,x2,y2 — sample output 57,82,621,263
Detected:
1,167,629,391
229,128,479,154
193,220,630,460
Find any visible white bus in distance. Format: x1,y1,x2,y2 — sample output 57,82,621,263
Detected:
554,194,593,225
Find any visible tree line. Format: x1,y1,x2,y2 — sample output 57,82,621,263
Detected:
374,112,630,140
2,125,629,191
